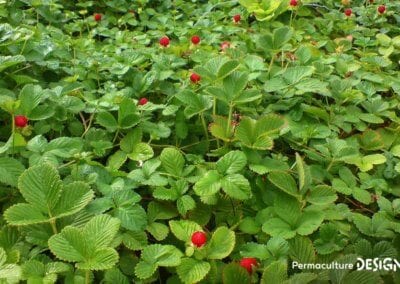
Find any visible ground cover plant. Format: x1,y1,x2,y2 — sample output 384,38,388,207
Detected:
0,0,400,283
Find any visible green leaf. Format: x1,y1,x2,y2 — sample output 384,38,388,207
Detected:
209,116,235,142
122,231,148,251
0,157,25,187
4,204,48,225
206,227,235,260
76,248,119,270
222,263,250,284
160,148,185,176
216,151,247,175
217,60,240,79
18,163,62,213
169,220,202,242
273,27,293,49
141,244,183,267
296,211,324,236
115,204,147,232
288,236,316,264
96,112,118,131
221,174,252,200
240,243,270,260
134,261,157,280
262,218,296,239
268,172,300,198
194,170,221,196
146,222,170,241
18,84,42,116
127,143,153,161
283,66,314,85
104,268,130,284
307,185,337,205
177,195,196,215
261,261,287,284
177,258,210,284
0,55,25,72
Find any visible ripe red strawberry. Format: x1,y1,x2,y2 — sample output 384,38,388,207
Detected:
344,8,352,17
378,5,386,14
290,0,298,7
94,13,102,22
191,231,207,247
233,14,241,23
221,41,230,51
240,257,258,274
190,73,201,84
138,98,148,105
191,35,200,45
14,115,28,128
159,36,170,47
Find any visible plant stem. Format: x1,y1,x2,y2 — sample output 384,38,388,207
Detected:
200,113,209,150
226,103,233,138
85,270,90,284
49,219,58,234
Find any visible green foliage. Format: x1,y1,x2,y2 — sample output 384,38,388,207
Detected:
0,0,399,282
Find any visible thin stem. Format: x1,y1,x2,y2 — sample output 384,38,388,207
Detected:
200,113,209,150
226,103,233,137
85,270,90,284
49,219,58,234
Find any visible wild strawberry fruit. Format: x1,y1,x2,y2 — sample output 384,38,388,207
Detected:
94,13,102,22
159,36,170,47
191,35,200,45
378,5,386,14
290,0,298,7
14,115,28,128
191,231,207,247
190,73,201,84
344,8,352,17
233,14,241,23
240,257,258,274
138,98,148,105
221,41,230,51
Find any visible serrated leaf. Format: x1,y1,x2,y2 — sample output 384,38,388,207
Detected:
53,182,94,217
268,172,300,198
221,174,252,200
261,261,287,284
134,261,157,280
4,203,49,225
177,195,196,215
169,220,202,242
288,236,316,264
222,263,250,284
216,151,247,175
207,227,235,260
141,244,183,267
115,204,147,232
0,158,25,187
217,60,240,79
194,170,221,196
122,231,148,251
307,185,337,205
177,258,210,284
160,148,185,176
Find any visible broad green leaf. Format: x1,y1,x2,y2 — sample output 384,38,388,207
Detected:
262,218,296,239
307,185,337,205
115,204,147,232
18,163,62,213
240,243,270,260
0,55,25,72
221,174,252,200
146,222,169,241
177,195,196,215
76,248,119,270
141,244,183,267
104,268,130,284
282,66,314,85
134,261,157,280
315,223,347,255
261,261,287,284
48,227,86,263
0,157,24,187
296,211,324,236
268,172,300,198
96,112,118,131
209,116,235,142
273,26,293,49
288,236,316,264
216,151,247,175
169,220,202,242
160,148,185,176
222,263,250,284
127,143,153,161
84,214,121,248
217,60,240,79
207,227,235,259
120,128,142,153
122,231,148,251
194,170,221,196
177,258,210,284
18,84,42,116
4,204,48,225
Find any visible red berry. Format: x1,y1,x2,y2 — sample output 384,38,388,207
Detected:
191,35,200,45
239,257,258,274
159,36,170,47
94,13,102,22
14,115,28,128
190,73,201,84
138,98,148,105
221,41,230,51
191,231,207,247
290,0,298,7
344,8,352,17
378,5,386,14
233,14,241,23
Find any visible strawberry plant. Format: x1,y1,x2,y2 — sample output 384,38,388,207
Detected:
0,0,400,283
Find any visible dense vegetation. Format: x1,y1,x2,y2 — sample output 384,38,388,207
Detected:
0,0,400,283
